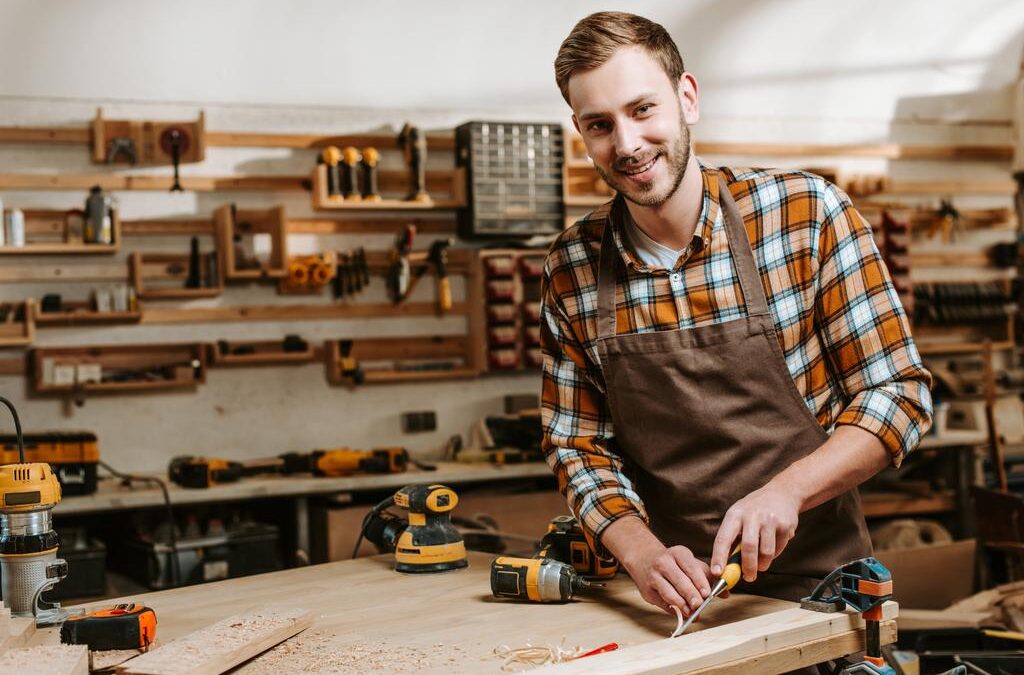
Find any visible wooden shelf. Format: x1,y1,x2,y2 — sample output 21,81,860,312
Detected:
92,109,205,166
33,301,141,327
214,204,288,280
0,300,35,348
130,251,222,300
30,343,206,396
310,164,465,210
325,336,476,386
208,339,317,368
861,490,956,517
0,208,122,254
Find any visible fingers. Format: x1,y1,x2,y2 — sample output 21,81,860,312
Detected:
711,512,741,575
741,517,760,582
758,523,776,572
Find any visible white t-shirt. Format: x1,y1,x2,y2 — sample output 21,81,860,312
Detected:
623,217,686,271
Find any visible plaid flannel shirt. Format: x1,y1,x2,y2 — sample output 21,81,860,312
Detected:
540,161,933,552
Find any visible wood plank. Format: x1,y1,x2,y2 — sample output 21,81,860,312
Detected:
687,620,897,675
139,302,468,324
287,217,455,235
0,170,457,193
206,131,455,151
552,602,898,674
123,219,216,236
0,127,90,144
0,644,87,675
120,606,312,675
692,140,1013,162
0,263,125,282
0,358,24,376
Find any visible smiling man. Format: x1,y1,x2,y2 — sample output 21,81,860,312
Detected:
541,11,933,619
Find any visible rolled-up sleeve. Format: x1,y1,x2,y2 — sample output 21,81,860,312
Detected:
814,184,933,467
540,254,647,554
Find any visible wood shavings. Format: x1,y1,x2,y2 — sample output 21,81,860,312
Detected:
669,605,684,638
245,630,471,673
492,637,581,671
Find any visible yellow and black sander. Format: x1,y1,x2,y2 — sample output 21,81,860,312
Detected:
356,484,468,573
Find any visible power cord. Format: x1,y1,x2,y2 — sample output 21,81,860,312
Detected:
98,460,181,589
0,395,25,463
351,495,395,559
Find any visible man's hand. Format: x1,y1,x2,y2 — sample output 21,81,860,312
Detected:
602,516,713,616
710,483,801,583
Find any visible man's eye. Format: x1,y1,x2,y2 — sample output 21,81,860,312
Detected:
588,121,610,132
637,104,653,115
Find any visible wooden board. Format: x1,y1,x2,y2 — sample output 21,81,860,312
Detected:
0,644,86,675
119,606,312,675
29,553,894,674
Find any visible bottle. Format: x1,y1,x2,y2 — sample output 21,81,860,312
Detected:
8,209,25,247
84,186,113,245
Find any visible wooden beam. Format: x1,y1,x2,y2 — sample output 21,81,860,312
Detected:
554,601,898,674
119,606,312,675
288,217,455,235
206,131,455,151
694,140,1013,162
139,301,467,324
123,219,216,236
0,127,90,145
0,263,125,282
0,169,457,194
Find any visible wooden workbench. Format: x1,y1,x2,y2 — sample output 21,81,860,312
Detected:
30,552,897,674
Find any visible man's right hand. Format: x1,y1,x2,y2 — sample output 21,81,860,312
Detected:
602,516,714,616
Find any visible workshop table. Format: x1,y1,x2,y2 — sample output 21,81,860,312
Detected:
30,552,897,674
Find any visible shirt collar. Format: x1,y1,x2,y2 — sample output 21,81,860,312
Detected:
609,158,720,273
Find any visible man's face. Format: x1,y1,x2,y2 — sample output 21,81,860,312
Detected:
568,46,699,208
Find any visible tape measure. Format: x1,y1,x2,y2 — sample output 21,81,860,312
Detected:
60,603,157,651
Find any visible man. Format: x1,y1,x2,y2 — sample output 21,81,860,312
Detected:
541,11,932,619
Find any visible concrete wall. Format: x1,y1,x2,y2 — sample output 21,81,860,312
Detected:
0,0,1019,470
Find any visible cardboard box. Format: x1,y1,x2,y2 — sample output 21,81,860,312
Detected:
874,539,976,609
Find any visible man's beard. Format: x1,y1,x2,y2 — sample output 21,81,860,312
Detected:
595,120,691,208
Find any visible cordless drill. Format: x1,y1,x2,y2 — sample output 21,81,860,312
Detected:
359,484,468,573
279,447,408,477
537,515,618,580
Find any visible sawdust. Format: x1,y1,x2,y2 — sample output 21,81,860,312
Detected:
0,644,87,675
245,630,473,674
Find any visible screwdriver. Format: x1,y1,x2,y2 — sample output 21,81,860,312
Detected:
671,544,742,638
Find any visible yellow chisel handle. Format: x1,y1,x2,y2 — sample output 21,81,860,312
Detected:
719,544,743,591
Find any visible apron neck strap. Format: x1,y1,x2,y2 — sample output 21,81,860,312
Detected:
717,176,770,317
595,175,770,340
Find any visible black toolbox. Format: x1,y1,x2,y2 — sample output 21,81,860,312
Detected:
114,522,282,590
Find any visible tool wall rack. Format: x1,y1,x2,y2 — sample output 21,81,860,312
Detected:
30,343,207,396
130,251,223,300
207,339,318,368
324,335,478,385
311,164,467,211
0,300,35,348
32,299,142,327
0,208,122,255
473,249,546,373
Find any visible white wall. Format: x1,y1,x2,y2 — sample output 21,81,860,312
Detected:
0,0,1019,471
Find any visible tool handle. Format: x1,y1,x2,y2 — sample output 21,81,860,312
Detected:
720,544,743,591
437,277,452,312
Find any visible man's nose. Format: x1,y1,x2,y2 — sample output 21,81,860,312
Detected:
612,119,642,160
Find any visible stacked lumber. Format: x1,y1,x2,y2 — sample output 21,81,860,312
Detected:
900,580,1024,630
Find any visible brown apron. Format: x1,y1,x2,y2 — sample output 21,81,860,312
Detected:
595,177,872,601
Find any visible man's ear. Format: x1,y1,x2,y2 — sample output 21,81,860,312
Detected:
678,72,700,125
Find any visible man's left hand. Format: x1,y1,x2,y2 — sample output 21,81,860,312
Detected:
710,483,801,583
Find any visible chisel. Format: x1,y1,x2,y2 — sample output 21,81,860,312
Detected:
671,544,742,637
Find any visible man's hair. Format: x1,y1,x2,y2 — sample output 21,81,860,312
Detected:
554,11,685,106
